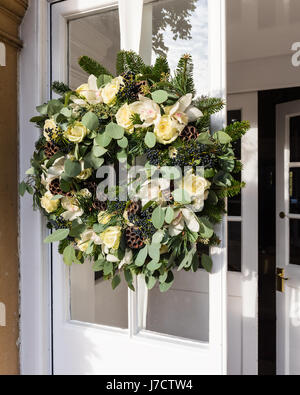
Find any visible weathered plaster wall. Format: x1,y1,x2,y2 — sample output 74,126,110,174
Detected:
0,0,27,375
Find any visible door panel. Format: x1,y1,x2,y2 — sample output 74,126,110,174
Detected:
51,0,227,375
276,100,300,375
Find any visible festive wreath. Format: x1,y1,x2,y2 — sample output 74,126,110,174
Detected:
20,51,249,292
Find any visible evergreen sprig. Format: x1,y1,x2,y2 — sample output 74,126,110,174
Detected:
51,81,71,95
79,56,113,78
217,180,246,198
171,54,195,96
194,96,225,115
116,51,146,75
224,121,250,142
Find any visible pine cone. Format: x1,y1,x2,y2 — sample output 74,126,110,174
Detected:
180,125,199,142
92,200,107,211
49,178,63,196
137,80,148,94
126,227,145,250
127,201,141,216
44,142,60,159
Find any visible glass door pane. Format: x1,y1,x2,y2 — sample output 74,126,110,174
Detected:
68,8,128,329
138,0,210,343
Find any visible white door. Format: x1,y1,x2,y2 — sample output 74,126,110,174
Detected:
276,100,300,375
51,0,227,375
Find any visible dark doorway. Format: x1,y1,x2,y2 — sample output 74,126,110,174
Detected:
258,86,300,376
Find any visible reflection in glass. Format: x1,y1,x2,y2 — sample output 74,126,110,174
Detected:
151,0,209,96
141,270,209,342
290,117,300,163
289,168,300,214
68,8,120,89
228,221,242,272
68,10,128,329
290,219,300,266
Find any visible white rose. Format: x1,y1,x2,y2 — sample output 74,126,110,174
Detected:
101,76,123,106
40,191,60,213
116,103,134,133
61,195,84,221
44,119,59,142
41,156,66,189
181,170,211,212
139,179,170,206
65,122,88,143
100,226,122,250
73,75,103,105
77,229,102,252
130,95,161,128
154,115,180,145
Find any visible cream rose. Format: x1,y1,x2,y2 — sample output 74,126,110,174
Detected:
100,226,122,250
65,122,88,143
101,76,123,106
130,95,161,128
75,75,103,105
76,167,93,181
61,195,84,221
44,119,59,142
98,211,113,225
79,188,92,198
181,170,211,212
40,191,60,213
154,115,180,145
116,103,134,133
77,229,102,252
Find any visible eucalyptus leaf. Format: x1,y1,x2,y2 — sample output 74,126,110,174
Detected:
64,159,81,177
117,136,128,149
106,122,124,139
103,261,113,276
97,74,113,88
165,207,174,224
202,254,213,273
146,276,157,290
135,245,148,267
82,111,99,131
112,274,121,290
44,229,70,244
92,145,107,157
147,260,162,272
145,132,156,148
151,90,168,104
213,131,232,144
47,100,64,117
152,206,165,229
159,271,174,292
95,132,112,147
63,245,80,266
148,243,161,262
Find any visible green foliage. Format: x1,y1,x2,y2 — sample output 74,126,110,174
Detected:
224,121,250,142
51,81,71,96
193,96,225,115
78,56,113,78
116,50,146,75
217,180,246,199
44,229,70,244
152,56,170,81
171,54,195,96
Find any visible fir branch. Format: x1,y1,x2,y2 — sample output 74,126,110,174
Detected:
51,81,71,96
152,56,170,81
171,54,195,96
224,121,250,142
193,96,225,115
217,180,245,199
78,56,113,78
116,51,146,75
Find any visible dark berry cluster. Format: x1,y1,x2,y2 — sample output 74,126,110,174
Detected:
128,208,156,240
172,143,218,168
117,71,141,103
48,216,69,230
45,127,63,145
107,198,127,213
146,148,160,166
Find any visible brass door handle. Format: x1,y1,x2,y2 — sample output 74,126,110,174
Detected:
276,268,289,292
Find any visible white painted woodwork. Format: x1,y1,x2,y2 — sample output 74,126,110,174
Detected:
50,0,227,375
276,100,300,375
227,0,300,94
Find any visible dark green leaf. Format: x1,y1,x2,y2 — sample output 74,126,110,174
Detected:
64,159,82,177
202,254,213,273
112,274,121,290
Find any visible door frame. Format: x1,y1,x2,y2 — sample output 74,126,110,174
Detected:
19,0,227,374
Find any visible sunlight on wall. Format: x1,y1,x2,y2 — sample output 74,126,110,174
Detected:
0,42,6,66
0,303,6,327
